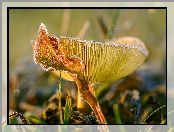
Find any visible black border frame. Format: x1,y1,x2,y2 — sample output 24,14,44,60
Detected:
7,6,167,126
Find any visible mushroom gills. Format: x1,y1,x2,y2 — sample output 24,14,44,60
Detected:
59,36,148,83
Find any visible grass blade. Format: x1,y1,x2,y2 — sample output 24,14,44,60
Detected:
58,71,64,124
64,96,72,124
106,9,120,39
113,104,127,132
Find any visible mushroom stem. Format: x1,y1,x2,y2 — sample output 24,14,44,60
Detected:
77,88,91,117
71,74,107,124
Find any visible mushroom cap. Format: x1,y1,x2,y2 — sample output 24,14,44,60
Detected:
59,36,148,83
33,23,148,83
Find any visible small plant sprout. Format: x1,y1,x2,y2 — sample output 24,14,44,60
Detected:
32,23,148,125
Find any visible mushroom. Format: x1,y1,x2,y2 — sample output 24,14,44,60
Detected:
57,36,148,83
32,23,148,125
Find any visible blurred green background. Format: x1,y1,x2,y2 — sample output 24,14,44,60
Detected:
8,8,167,125
9,9,166,69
